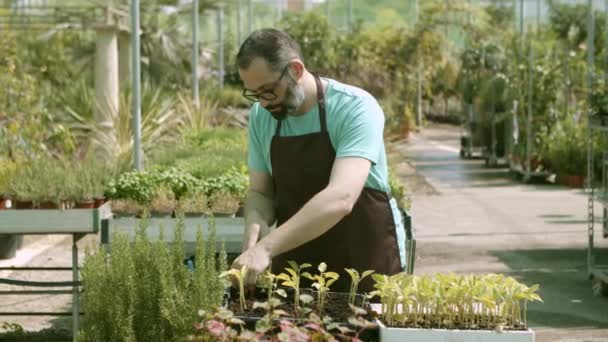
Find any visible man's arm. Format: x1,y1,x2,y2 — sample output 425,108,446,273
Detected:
258,156,370,257
242,170,275,252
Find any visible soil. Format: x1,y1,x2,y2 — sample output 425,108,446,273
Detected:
224,287,373,323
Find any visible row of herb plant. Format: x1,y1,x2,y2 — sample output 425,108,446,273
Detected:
0,156,114,208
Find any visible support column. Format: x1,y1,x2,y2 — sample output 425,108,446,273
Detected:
94,27,119,159
118,31,131,86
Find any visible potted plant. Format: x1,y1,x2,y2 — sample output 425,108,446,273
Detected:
370,273,542,342
6,159,36,209
0,159,16,209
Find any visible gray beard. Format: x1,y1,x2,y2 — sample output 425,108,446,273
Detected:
283,79,306,116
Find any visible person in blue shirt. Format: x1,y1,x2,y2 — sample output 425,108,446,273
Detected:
231,28,405,295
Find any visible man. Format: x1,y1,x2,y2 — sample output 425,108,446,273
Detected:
231,28,406,295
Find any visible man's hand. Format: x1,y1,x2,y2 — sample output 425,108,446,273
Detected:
231,243,272,297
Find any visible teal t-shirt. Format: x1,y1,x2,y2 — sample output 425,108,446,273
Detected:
247,77,390,193
247,78,407,269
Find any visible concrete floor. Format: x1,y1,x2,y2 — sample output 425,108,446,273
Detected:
388,123,608,342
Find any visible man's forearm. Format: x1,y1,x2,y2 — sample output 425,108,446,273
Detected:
243,190,275,248
257,186,352,257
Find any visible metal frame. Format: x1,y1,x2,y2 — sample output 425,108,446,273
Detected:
0,203,112,342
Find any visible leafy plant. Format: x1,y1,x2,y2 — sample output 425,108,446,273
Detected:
189,297,374,342
276,261,312,316
0,159,16,198
105,170,157,205
344,268,375,306
79,214,227,342
302,262,340,314
371,272,543,330
220,265,249,313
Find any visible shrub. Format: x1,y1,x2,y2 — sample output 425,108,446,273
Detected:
78,216,227,342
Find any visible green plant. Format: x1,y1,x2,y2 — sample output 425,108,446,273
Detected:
276,261,312,316
371,272,543,330
220,266,249,313
105,170,157,205
344,268,375,306
0,159,16,198
590,78,608,116
156,167,201,201
79,215,227,342
190,297,374,342
302,262,340,314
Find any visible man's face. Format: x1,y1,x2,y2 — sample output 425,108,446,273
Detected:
240,58,305,119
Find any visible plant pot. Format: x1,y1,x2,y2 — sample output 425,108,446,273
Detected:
38,201,60,209
0,235,24,259
557,175,585,188
14,200,34,210
93,197,106,208
377,320,535,342
74,200,95,209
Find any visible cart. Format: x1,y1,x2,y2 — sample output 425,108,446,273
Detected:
460,104,484,159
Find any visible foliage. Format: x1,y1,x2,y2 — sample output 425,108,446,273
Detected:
105,170,158,205
0,159,17,198
4,156,111,205
344,269,375,307
189,298,373,342
302,262,340,314
371,273,542,330
279,11,334,75
78,215,227,342
538,114,587,176
276,261,312,316
590,77,608,116
220,266,249,313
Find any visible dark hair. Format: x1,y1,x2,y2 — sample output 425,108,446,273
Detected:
236,28,303,72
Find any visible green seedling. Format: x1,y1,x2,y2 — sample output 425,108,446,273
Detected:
276,260,311,315
220,266,248,312
303,262,339,314
344,268,374,306
258,269,279,302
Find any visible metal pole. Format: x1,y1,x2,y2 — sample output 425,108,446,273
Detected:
276,0,282,23
348,0,353,32
131,0,142,170
587,0,595,275
71,235,79,342
217,6,225,89
415,0,422,128
192,0,200,109
605,0,608,83
248,0,253,34
236,0,242,46
519,0,524,51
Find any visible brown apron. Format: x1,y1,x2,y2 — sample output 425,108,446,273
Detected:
269,75,402,294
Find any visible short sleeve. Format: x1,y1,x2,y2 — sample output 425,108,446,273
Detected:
247,105,270,173
334,96,384,165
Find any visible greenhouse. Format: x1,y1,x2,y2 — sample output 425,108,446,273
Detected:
0,0,607,341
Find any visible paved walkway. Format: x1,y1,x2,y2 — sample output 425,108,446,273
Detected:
388,123,608,342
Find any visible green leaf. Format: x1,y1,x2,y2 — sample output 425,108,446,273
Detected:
362,270,375,279
318,262,327,273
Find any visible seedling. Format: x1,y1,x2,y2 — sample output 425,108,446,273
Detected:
276,260,311,315
303,262,339,314
344,268,374,306
258,269,278,302
220,266,248,312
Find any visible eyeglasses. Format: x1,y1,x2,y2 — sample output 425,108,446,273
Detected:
242,65,290,103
